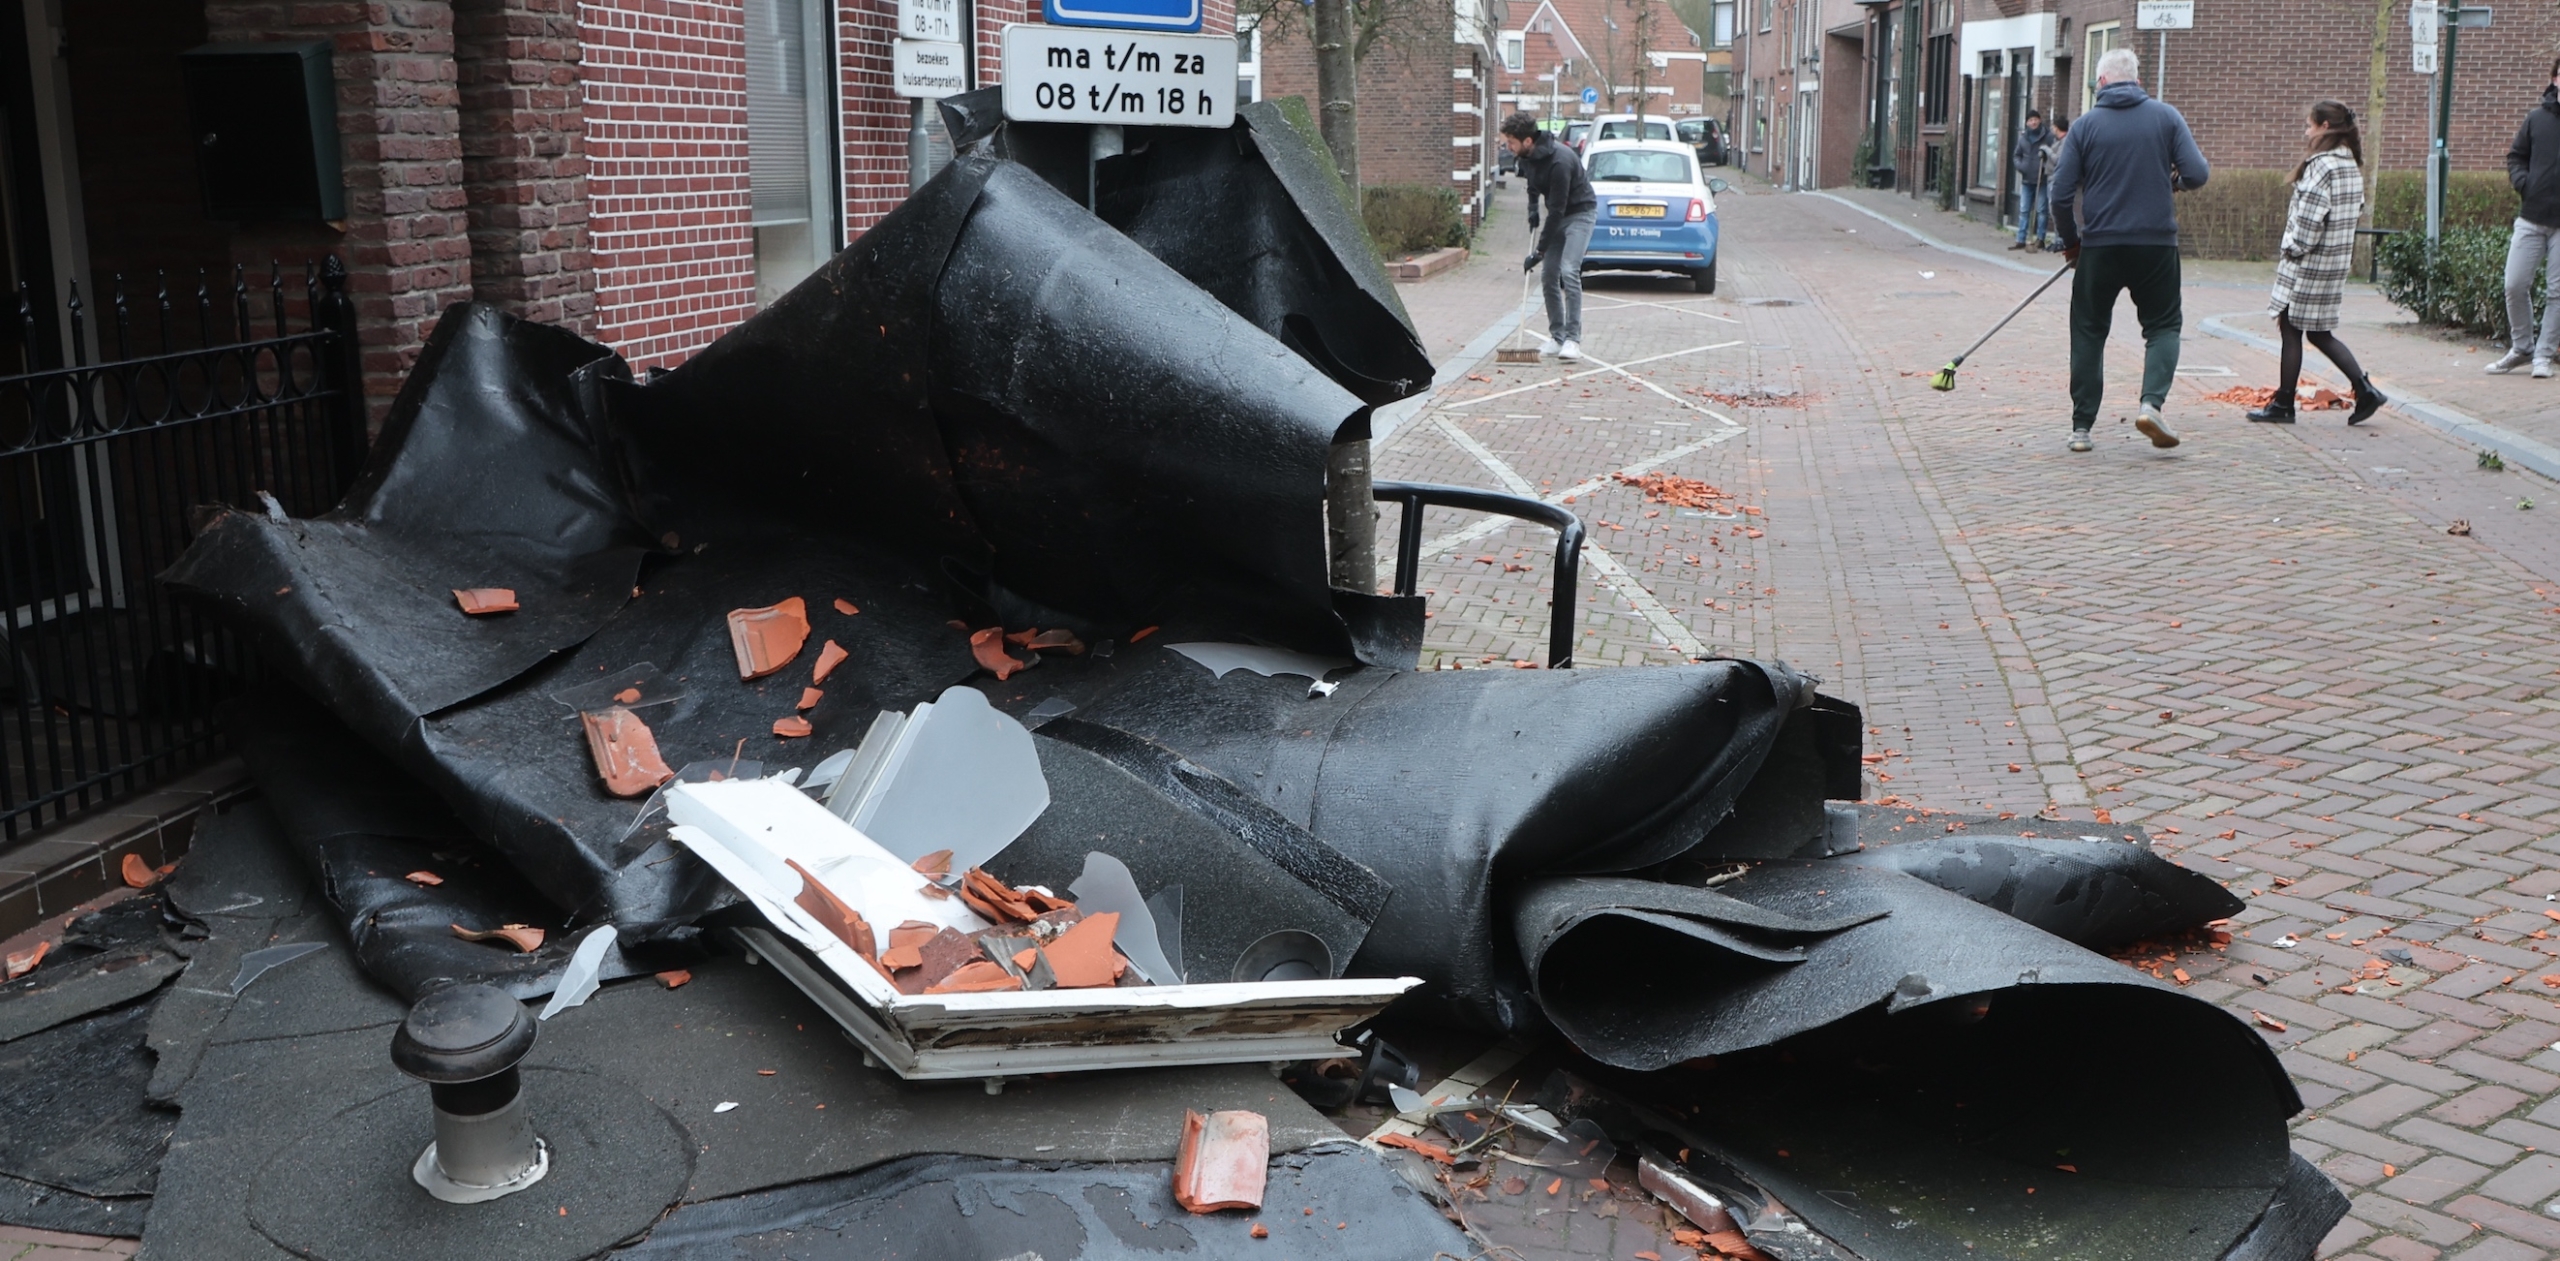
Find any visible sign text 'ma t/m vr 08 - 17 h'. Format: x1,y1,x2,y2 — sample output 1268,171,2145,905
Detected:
998,25,1236,128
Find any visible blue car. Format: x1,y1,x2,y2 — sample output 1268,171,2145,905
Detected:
1579,139,1719,293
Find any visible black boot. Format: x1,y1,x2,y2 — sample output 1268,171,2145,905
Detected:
2348,375,2387,425
2246,391,2296,424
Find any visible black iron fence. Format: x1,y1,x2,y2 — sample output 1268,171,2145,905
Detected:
0,259,364,840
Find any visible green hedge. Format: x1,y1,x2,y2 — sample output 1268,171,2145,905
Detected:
2172,169,2515,261
2376,224,2542,337
1363,184,1468,256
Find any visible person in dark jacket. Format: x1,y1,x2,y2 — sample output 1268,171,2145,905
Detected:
1501,111,1599,361
2490,57,2560,377
2010,109,2051,250
2049,46,2209,453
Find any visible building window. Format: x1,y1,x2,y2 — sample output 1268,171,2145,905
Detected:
1710,0,1733,47
1237,16,1262,105
1759,0,1772,35
746,0,836,305
1973,56,2003,192
2082,22,2120,114
1920,0,1954,128
1500,30,1524,73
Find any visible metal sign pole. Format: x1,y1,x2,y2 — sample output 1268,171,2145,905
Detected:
2432,2,2461,247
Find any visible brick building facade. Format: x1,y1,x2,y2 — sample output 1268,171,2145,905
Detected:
1251,0,1504,221
1495,0,1715,131
7,0,1230,413
1815,0,2559,241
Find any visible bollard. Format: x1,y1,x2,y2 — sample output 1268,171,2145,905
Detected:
391,982,549,1204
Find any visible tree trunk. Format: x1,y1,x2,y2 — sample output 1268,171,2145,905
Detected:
1313,0,1360,193
1326,439,1376,594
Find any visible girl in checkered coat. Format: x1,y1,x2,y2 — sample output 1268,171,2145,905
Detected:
2249,101,2388,425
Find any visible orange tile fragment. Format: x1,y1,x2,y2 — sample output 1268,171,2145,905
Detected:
614,687,642,704
656,969,692,989
453,588,519,615
970,628,1028,681
958,867,1041,923
1173,1109,1268,1212
727,597,810,679
786,857,877,962
2251,1011,2287,1033
833,598,859,616
1545,1178,1563,1195
812,639,849,684
1042,912,1126,989
923,960,1022,993
452,924,546,952
581,706,676,797
1130,625,1160,642
1249,1224,1268,1239
1025,628,1085,654
912,849,953,878
1375,1133,1453,1165
404,870,444,887
121,853,159,888
773,715,813,738
797,687,823,711
4,940,49,979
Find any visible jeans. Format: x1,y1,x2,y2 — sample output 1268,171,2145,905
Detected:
2069,244,2183,428
2015,180,2046,244
1542,210,1596,344
2503,217,2560,359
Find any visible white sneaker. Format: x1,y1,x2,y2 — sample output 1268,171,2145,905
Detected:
1557,340,1583,361
1537,337,1561,356
2537,359,2554,379
2488,350,2531,374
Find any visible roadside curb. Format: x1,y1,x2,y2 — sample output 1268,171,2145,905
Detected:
1806,191,2050,277
2198,314,2560,486
1373,303,1528,446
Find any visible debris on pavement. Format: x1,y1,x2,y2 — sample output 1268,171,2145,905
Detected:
452,924,547,953
1174,1109,1269,1212
453,587,520,615
2201,382,2348,410
728,598,812,679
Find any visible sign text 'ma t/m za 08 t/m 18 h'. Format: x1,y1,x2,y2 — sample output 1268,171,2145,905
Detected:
998,25,1236,128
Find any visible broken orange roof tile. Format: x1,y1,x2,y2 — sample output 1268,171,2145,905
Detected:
896,927,983,994
911,849,953,878
923,960,1023,994
1025,628,1085,654
833,598,858,616
1022,886,1076,915
881,943,924,971
452,923,546,952
797,687,823,711
727,597,811,679
121,853,159,889
888,921,941,951
614,687,642,704
453,587,519,615
812,639,849,684
581,706,676,797
1375,1133,1454,1165
1004,627,1039,645
970,628,1028,681
656,969,692,989
773,715,813,738
1042,911,1124,989
4,940,49,979
1129,625,1160,642
404,870,444,887
1174,1109,1268,1213
786,857,876,961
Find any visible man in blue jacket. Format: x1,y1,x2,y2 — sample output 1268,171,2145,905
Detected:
2049,47,2210,452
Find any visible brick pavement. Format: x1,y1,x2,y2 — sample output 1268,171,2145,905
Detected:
0,1225,134,1259
1382,177,2560,1260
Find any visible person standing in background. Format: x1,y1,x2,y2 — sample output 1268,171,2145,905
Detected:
2489,57,2560,377
2010,109,2052,252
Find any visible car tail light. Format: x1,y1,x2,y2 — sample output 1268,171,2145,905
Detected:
1687,198,1706,222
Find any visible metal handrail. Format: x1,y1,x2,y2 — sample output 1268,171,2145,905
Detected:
1373,480,1585,669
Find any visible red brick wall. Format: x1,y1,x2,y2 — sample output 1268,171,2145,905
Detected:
1259,19,1461,190
205,0,477,419
2047,0,2558,173
580,0,755,372
457,0,597,333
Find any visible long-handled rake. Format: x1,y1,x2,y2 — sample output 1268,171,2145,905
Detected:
1496,268,1542,365
1928,258,2075,391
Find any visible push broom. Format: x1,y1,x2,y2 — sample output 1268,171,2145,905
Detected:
1496,268,1542,365
1927,258,2075,391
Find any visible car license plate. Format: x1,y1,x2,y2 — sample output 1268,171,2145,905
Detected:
1614,204,1666,218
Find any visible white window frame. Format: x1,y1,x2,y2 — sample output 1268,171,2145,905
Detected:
2081,21,2120,115
1500,30,1525,73
1236,14,1262,104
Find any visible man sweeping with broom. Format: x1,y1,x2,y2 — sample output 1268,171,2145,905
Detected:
2049,46,2210,453
1502,112,1598,362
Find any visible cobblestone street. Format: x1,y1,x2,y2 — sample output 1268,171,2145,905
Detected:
1384,180,2560,1261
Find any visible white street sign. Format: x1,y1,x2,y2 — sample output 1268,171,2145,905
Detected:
2136,0,2193,30
2412,42,2438,73
899,0,962,42
999,25,1234,127
894,39,969,98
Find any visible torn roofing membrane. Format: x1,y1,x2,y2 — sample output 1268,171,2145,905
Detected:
157,103,2336,1261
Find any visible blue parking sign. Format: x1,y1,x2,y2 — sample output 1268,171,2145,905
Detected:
1580,86,1599,106
1043,0,1202,32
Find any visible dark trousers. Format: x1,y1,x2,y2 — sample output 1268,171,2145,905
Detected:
2069,244,2183,428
